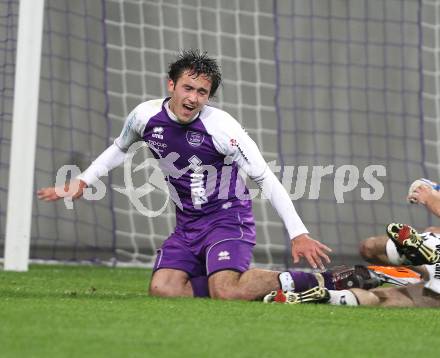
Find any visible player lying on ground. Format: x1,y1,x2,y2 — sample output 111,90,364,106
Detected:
264,178,440,306
280,177,440,307
361,177,440,269
38,49,332,301
264,222,440,307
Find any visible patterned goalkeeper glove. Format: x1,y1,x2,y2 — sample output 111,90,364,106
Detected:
408,178,440,203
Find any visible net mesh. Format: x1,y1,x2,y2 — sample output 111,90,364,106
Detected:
274,0,433,264
1,0,439,268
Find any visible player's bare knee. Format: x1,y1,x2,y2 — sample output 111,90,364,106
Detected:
424,226,440,234
149,271,189,297
149,281,174,297
359,237,378,261
149,281,189,297
148,268,193,297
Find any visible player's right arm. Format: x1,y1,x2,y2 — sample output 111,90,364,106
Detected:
37,102,154,201
208,110,331,269
408,183,440,217
37,178,88,201
36,144,127,201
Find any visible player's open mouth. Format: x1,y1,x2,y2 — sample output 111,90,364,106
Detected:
183,104,195,111
181,104,197,117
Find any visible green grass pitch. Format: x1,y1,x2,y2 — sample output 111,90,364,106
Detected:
1,265,440,358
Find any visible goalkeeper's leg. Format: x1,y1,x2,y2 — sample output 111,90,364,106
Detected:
386,223,440,265
361,224,440,266
359,225,440,283
359,234,391,264
349,283,440,307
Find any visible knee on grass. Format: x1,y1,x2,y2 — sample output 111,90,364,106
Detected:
149,281,185,297
149,283,173,297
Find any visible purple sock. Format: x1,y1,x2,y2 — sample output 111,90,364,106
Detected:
190,276,210,298
321,271,335,290
288,270,335,292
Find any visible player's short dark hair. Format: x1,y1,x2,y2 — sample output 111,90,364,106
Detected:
168,49,222,98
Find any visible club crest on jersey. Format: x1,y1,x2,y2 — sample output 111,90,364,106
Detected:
186,131,204,147
152,126,164,139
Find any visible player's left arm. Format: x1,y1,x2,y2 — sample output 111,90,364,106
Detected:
216,115,332,269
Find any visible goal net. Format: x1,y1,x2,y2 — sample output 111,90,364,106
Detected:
1,0,438,268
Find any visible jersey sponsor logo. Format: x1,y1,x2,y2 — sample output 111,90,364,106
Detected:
218,251,231,261
230,138,249,163
152,126,164,139
435,263,440,280
186,131,204,147
188,155,208,206
148,139,168,153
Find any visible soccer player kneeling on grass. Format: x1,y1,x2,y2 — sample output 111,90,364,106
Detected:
38,49,337,301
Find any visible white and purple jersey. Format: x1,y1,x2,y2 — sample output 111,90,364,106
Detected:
115,98,255,226
79,98,308,239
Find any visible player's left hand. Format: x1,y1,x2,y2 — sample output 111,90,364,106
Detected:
291,234,332,270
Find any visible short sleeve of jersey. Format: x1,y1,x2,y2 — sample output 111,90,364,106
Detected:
114,99,163,152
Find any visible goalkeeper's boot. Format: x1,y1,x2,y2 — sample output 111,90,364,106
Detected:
330,265,381,290
386,223,440,265
367,265,422,287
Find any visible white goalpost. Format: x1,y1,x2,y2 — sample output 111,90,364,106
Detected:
4,0,45,271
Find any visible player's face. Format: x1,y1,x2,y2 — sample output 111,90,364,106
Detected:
167,70,212,124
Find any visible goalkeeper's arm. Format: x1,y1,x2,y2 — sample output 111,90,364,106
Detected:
407,178,440,217
37,144,125,201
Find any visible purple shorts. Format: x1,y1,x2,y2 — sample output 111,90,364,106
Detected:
153,208,256,277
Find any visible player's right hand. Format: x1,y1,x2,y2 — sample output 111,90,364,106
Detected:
291,234,332,270
37,179,87,201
